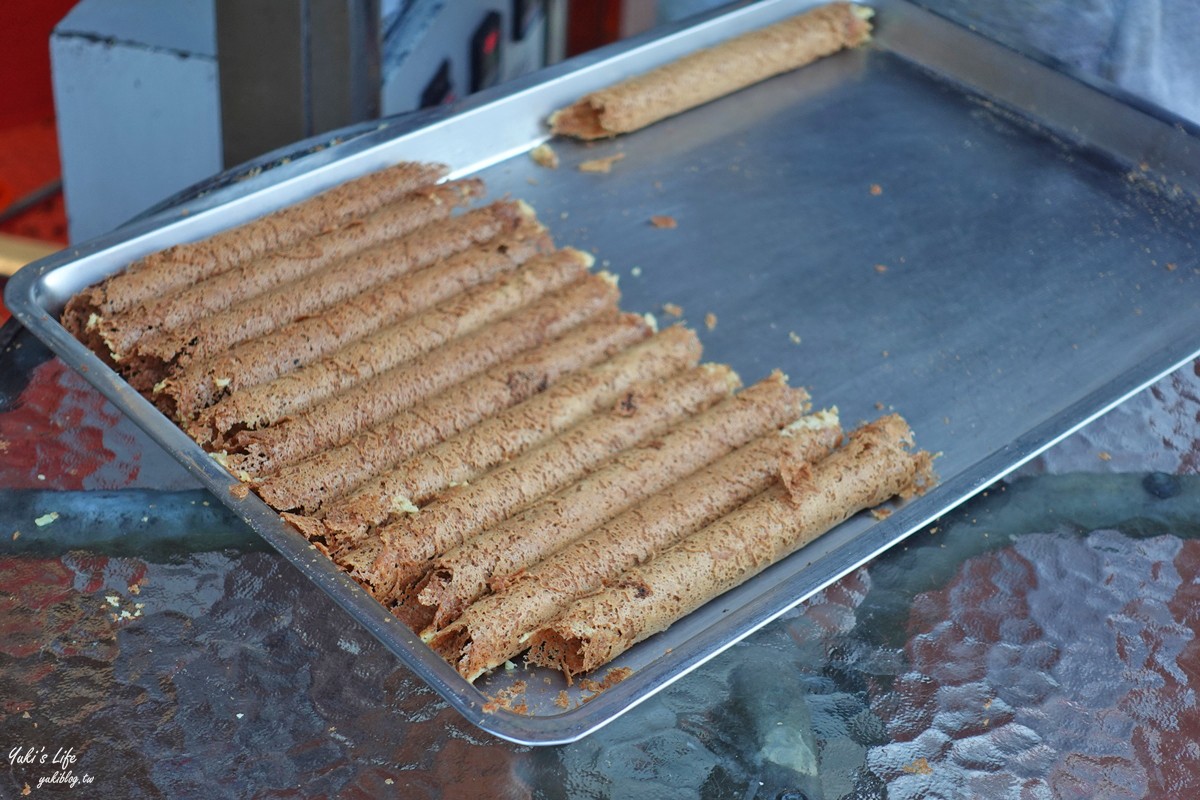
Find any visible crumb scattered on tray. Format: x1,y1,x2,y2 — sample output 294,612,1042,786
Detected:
230,483,250,499
870,183,883,196
1099,451,1112,461
530,143,559,169
555,690,571,709
129,583,141,595
871,507,893,521
874,402,885,410
482,680,529,714
630,266,642,277
705,312,717,331
1167,262,1178,271
788,332,802,345
874,264,888,274
662,302,683,317
578,153,625,173
11,530,19,541
650,215,677,229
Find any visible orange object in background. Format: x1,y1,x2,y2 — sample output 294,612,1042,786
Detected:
0,0,76,320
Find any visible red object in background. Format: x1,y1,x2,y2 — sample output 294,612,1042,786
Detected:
566,0,623,57
0,0,77,128
0,0,74,321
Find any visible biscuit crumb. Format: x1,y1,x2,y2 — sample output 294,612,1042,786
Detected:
704,312,717,331
874,402,884,410
1099,451,1112,461
869,183,883,196
530,143,559,169
230,483,250,499
482,680,529,714
871,507,892,520
11,530,18,541
650,215,677,229
1166,262,1178,271
788,332,802,345
874,264,888,274
579,153,625,173
662,303,683,318
903,757,933,775
555,690,570,709
129,583,141,595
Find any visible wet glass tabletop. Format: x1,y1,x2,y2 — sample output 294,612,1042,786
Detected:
3,310,1199,798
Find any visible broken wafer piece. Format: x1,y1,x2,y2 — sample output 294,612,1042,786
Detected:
318,325,702,543
527,414,934,680
61,161,448,337
410,371,810,633
256,313,651,511
430,412,841,681
360,362,741,600
549,2,872,140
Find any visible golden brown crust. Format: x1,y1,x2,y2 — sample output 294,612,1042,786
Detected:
191,250,598,442
429,415,841,680
60,161,448,336
550,3,873,140
254,313,651,512
157,217,551,421
357,363,741,600
318,326,702,544
411,372,810,634
527,415,933,680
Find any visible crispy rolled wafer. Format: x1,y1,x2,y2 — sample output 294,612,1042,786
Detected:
96,179,482,360
128,202,523,388
430,412,841,680
159,221,551,421
220,272,620,462
360,363,741,599
256,313,651,511
527,415,935,679
319,326,702,542
411,372,810,633
193,249,594,438
61,161,448,336
549,3,872,140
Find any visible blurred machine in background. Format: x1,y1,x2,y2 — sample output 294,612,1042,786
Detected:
50,0,566,242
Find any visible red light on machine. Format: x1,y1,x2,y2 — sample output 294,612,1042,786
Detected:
471,11,503,93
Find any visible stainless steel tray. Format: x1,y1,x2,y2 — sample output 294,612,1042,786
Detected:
8,0,1200,745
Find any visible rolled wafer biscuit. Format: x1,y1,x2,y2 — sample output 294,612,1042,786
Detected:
430,412,841,680
95,179,482,360
527,414,935,679
193,249,595,439
318,325,702,542
61,161,448,336
128,201,524,389
411,371,810,633
220,271,621,462
360,362,741,599
550,3,872,140
256,313,651,511
158,220,551,421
